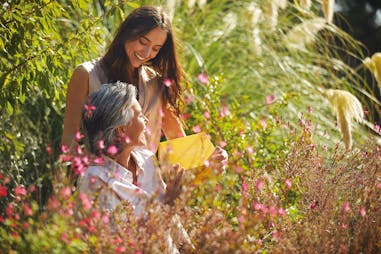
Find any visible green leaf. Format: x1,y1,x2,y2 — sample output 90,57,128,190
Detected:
6,101,13,115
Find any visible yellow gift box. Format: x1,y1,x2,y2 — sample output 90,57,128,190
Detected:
158,132,215,170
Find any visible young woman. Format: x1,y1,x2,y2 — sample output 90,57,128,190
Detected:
62,5,186,152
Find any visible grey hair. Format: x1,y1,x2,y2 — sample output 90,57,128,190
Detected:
82,81,137,156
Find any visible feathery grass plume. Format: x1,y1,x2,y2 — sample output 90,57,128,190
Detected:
299,0,312,10
164,0,176,21
187,0,196,9
263,0,279,31
322,0,335,23
283,17,327,50
247,2,263,27
325,89,364,150
275,0,288,9
363,52,381,92
198,0,207,7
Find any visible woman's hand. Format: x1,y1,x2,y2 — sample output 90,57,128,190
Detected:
210,146,228,174
164,164,184,206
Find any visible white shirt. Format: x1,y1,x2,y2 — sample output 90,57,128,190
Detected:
78,147,166,217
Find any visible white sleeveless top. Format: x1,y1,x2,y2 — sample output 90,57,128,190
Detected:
81,59,164,152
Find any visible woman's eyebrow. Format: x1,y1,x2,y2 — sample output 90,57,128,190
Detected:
141,35,163,47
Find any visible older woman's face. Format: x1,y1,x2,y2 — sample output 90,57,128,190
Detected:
124,27,167,68
124,99,148,147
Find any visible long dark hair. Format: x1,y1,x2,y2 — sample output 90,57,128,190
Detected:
101,5,184,117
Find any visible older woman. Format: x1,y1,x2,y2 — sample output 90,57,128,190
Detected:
79,81,183,217
79,81,194,253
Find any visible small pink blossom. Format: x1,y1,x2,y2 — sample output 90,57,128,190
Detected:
115,246,126,253
219,105,231,118
193,125,201,133
360,207,366,217
76,145,83,155
124,135,131,144
219,141,227,148
260,118,267,129
163,78,172,87
255,179,264,191
0,185,7,197
159,108,165,117
98,140,105,150
197,73,209,84
308,106,313,113
310,201,317,210
203,111,210,119
107,145,118,155
278,208,286,216
376,183,381,189
23,203,33,216
61,145,69,154
266,94,276,105
75,131,83,142
46,146,52,155
342,201,351,212
15,186,27,197
285,179,292,189
84,98,96,118
238,215,245,224
79,193,92,210
60,187,72,198
234,166,244,173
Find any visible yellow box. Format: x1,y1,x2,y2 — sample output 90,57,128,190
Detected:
158,133,215,170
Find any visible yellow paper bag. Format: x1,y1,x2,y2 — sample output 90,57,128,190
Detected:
158,132,215,170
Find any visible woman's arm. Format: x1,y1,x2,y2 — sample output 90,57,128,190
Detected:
61,66,89,148
161,105,186,140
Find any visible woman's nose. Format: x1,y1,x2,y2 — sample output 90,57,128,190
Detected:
141,46,152,59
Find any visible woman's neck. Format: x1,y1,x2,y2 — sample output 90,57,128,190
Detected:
114,147,138,184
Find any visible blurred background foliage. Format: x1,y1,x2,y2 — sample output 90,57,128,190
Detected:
1,0,380,208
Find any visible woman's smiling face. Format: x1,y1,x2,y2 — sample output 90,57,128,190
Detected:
124,27,167,68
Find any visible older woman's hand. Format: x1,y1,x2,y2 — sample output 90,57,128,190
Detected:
210,146,228,174
164,164,184,206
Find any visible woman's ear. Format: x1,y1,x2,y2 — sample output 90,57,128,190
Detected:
116,126,128,136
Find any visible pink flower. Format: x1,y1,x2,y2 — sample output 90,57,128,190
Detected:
76,145,83,155
46,146,52,155
159,108,165,117
23,203,33,216
203,111,210,119
124,136,131,144
94,157,104,164
15,186,27,196
278,208,286,216
60,187,72,198
342,201,351,212
219,141,227,148
255,179,264,191
61,145,69,153
308,106,313,113
234,165,244,173
197,73,209,84
219,105,231,117
79,193,92,210
98,140,105,150
0,185,7,197
84,98,96,118
75,131,83,142
107,145,118,155
260,118,267,129
285,179,292,189
376,183,381,189
360,207,366,217
193,125,201,133
310,201,317,210
266,94,276,105
163,78,172,87
115,246,126,253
